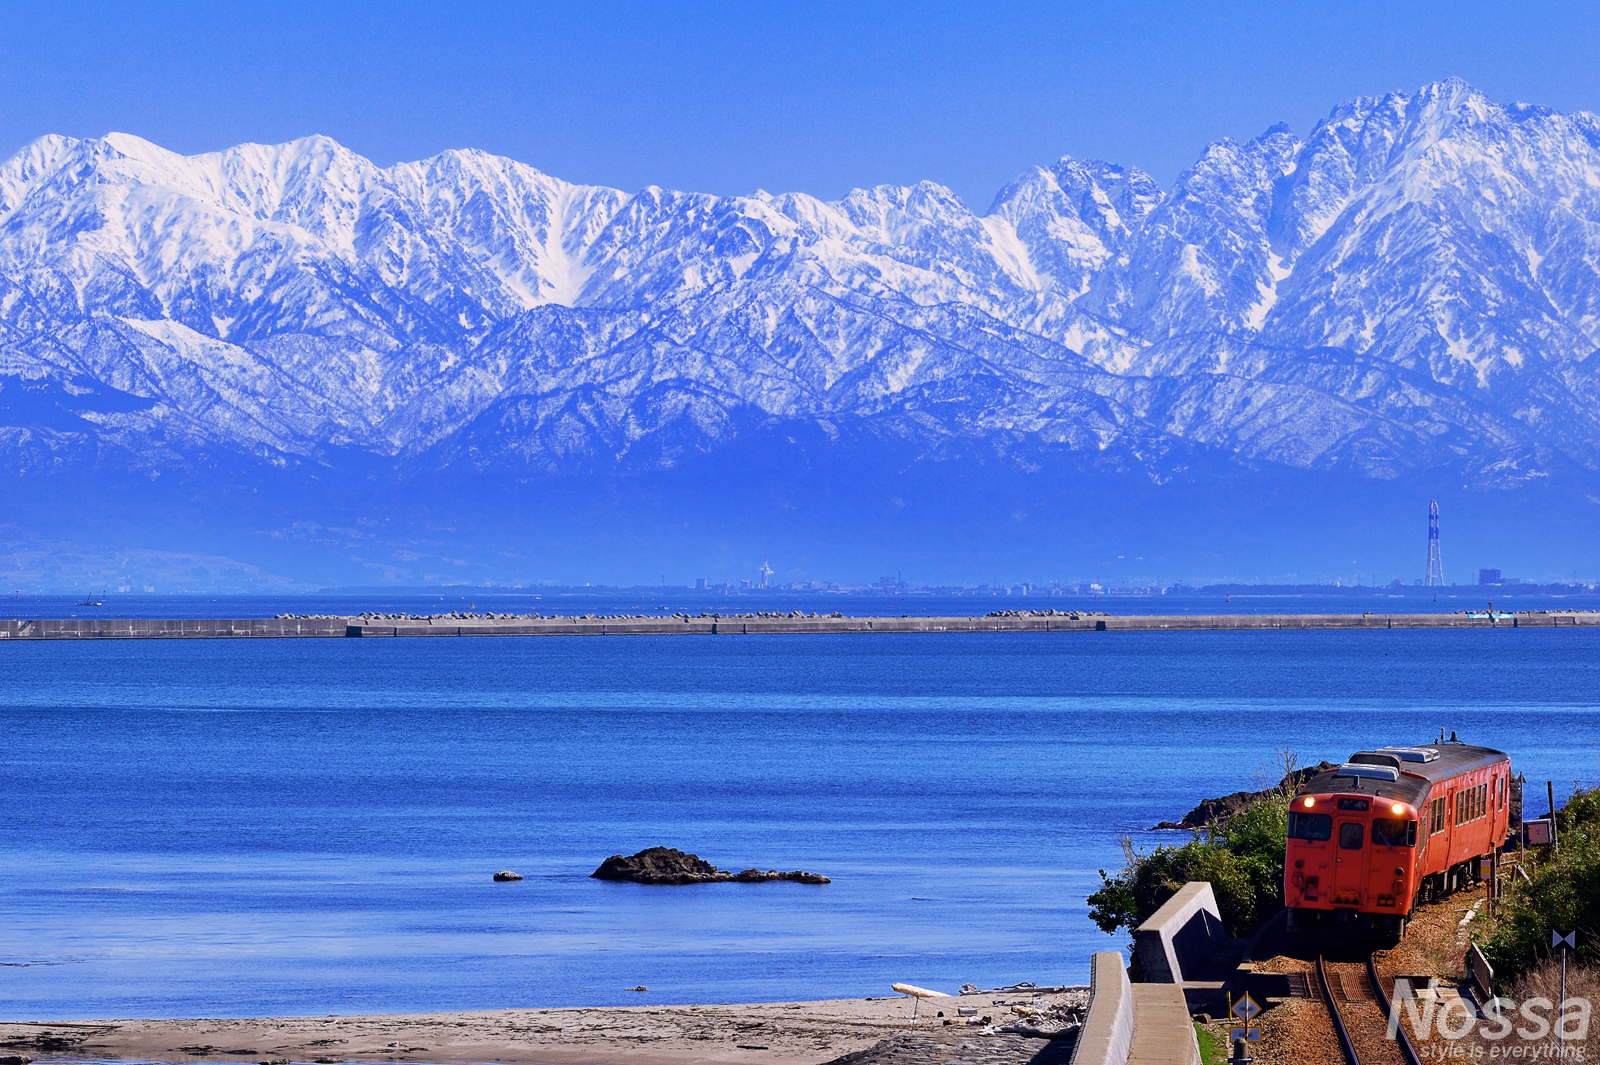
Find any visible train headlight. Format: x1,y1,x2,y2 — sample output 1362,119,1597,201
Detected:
1391,803,1404,814
1303,797,1315,808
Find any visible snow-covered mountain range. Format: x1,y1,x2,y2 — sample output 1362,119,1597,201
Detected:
3,79,1599,584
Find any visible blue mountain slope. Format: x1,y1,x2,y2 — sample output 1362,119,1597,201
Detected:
1,80,1598,587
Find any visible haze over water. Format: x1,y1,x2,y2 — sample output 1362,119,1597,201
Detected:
3,620,1597,1019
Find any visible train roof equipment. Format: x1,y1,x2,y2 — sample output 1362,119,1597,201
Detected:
1295,743,1508,806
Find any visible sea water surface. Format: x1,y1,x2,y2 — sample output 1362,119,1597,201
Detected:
3,627,1598,1019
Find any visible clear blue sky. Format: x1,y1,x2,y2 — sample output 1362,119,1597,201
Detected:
3,0,1598,209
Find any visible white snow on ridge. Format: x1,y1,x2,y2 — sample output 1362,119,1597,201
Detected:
2,78,1600,482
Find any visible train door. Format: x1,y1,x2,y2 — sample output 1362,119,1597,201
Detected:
1333,817,1368,905
1445,787,1457,865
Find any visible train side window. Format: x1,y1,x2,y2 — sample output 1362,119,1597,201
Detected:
1339,822,1364,849
1430,797,1446,834
1372,818,1417,847
1288,812,1332,841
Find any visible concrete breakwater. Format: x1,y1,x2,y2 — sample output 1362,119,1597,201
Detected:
2,609,1596,639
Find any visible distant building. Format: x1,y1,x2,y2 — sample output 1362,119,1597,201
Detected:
695,578,708,591
740,579,753,590
1479,568,1501,585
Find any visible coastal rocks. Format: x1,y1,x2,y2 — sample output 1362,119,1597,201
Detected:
592,847,725,884
732,868,832,884
493,870,523,881
1152,762,1336,829
590,847,830,885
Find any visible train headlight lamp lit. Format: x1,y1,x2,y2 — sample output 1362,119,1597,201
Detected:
1391,803,1404,814
1303,797,1315,808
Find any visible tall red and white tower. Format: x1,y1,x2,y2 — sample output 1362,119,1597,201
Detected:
1424,500,1444,586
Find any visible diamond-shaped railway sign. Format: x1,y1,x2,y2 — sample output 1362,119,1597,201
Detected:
1230,993,1261,1023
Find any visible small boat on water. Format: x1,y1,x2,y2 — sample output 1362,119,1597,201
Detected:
77,590,105,607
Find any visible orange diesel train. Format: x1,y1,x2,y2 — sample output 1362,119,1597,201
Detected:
1284,739,1511,938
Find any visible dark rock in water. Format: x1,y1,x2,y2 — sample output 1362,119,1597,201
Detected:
492,870,523,881
592,847,727,884
1153,762,1338,830
732,868,832,884
591,847,829,885
1,1056,36,1065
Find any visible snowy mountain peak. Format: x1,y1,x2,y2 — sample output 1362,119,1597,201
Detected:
2,80,1599,496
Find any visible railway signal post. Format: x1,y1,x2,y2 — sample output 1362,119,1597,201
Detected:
1228,992,1261,1062
1554,929,1577,1048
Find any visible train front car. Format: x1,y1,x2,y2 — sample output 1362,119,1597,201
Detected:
1284,742,1511,941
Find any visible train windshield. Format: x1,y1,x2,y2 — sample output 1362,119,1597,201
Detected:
1372,818,1418,847
1287,811,1332,840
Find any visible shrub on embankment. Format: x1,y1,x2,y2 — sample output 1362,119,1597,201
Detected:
1088,791,1288,938
1484,786,1600,980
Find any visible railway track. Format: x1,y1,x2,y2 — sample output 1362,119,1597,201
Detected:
1315,954,1421,1065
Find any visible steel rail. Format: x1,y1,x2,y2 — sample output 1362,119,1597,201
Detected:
1366,953,1422,1065
1317,955,1361,1065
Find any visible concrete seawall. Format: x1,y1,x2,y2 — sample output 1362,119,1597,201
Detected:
1,610,1595,640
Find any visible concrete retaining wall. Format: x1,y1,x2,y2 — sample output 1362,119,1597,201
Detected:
1134,882,1227,984
1071,951,1135,1065
2,611,1594,640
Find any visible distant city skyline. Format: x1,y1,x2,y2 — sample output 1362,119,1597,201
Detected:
4,1,1599,209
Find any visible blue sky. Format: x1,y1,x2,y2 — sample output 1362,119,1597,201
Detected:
2,0,1598,208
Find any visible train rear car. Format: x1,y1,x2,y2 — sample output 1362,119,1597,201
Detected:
1284,739,1510,939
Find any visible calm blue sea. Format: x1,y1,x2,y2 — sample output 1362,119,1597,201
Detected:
3,624,1598,1020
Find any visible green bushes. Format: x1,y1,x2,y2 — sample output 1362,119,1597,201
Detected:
1088,790,1289,938
1484,786,1600,980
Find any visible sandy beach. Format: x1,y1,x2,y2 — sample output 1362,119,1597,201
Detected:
0,989,1087,1065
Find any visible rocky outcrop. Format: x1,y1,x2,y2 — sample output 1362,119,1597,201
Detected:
732,868,832,884
492,870,523,881
590,847,830,885
1153,762,1336,830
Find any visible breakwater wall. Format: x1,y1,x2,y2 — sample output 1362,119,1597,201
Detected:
2,610,1596,640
